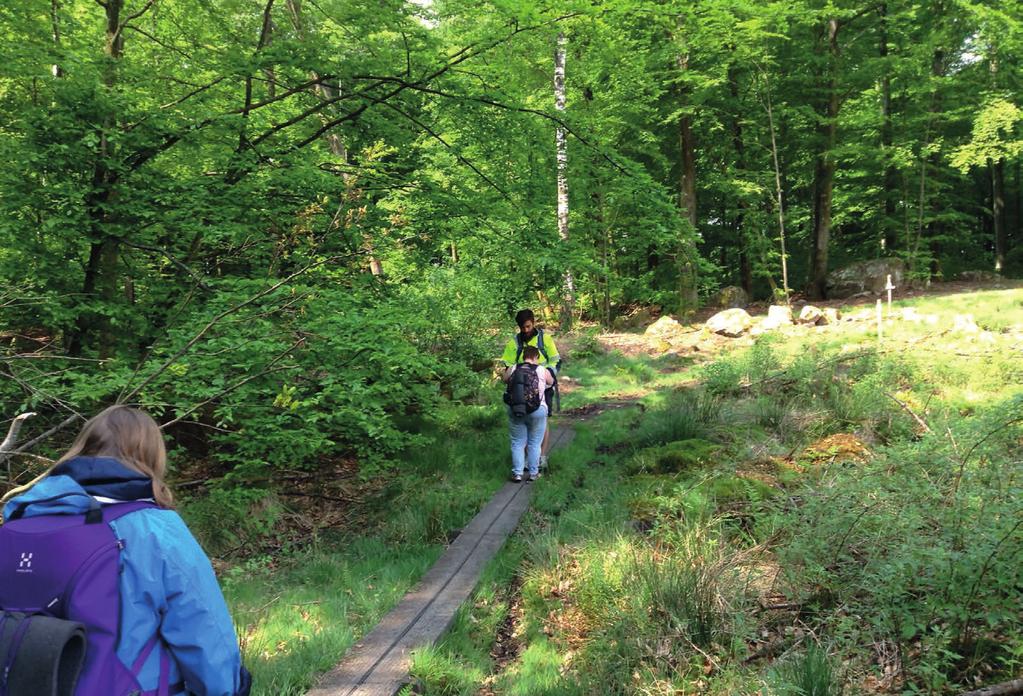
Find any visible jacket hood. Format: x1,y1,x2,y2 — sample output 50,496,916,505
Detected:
3,456,154,522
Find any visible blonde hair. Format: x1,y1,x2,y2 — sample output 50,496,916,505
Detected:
3,406,174,509
57,406,174,508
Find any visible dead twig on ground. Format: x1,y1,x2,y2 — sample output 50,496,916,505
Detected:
959,679,1023,696
882,390,932,434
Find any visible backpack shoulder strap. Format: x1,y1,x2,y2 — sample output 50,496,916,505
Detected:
536,329,549,363
102,500,159,524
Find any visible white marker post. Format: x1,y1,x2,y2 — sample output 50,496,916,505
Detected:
885,274,895,314
876,299,883,341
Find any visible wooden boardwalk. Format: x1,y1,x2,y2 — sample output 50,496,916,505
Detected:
307,425,576,696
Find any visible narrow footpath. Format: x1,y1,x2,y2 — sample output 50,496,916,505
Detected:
307,425,576,696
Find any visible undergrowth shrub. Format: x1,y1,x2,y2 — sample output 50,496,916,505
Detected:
771,643,838,696
182,486,283,557
774,398,1023,691
632,522,747,653
702,340,778,396
630,546,723,649
614,360,657,384
631,391,721,449
570,329,605,359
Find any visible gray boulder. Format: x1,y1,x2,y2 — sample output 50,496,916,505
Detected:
706,308,753,337
826,258,905,299
761,305,794,331
798,305,824,325
712,286,749,309
957,270,1001,283
612,307,655,331
644,315,686,340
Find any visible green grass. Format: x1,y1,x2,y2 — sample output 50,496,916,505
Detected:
410,288,1023,695
208,406,512,695
217,287,1023,695
227,537,441,695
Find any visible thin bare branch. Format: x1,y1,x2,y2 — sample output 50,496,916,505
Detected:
160,356,300,430
959,678,1023,696
381,102,510,200
121,239,212,290
123,24,194,61
4,414,83,460
120,0,157,27
882,391,932,434
119,256,338,403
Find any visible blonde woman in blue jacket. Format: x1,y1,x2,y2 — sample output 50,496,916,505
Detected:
1,406,251,696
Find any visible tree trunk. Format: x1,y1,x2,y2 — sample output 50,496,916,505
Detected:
286,0,382,276
810,19,839,300
1015,159,1021,249
50,0,63,78
879,3,897,252
762,71,790,302
912,48,945,277
676,52,699,313
729,67,752,296
993,158,1006,272
988,49,1006,274
555,32,574,328
69,0,124,356
1014,159,1021,263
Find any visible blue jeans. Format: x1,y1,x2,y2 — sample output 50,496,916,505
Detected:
509,406,547,477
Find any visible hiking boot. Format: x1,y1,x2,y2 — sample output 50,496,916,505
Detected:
511,473,523,483
529,471,542,481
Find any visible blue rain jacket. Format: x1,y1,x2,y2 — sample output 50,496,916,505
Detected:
2,456,249,696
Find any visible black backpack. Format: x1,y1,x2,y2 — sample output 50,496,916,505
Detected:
503,364,543,417
514,329,562,412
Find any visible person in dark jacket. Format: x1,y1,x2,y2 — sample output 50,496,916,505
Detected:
1,405,251,696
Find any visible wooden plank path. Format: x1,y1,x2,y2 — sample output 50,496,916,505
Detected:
307,425,576,696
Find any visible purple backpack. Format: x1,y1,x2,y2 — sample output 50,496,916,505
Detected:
0,494,172,696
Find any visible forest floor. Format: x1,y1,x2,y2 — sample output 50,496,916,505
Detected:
207,281,1023,695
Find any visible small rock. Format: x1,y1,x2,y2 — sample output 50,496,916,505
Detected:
706,308,753,337
798,305,824,325
820,308,840,325
900,307,922,322
843,309,874,322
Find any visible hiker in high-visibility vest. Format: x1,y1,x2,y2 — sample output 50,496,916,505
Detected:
500,309,561,470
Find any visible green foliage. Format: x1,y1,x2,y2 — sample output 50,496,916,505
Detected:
629,391,721,448
951,98,1023,171
568,329,605,360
